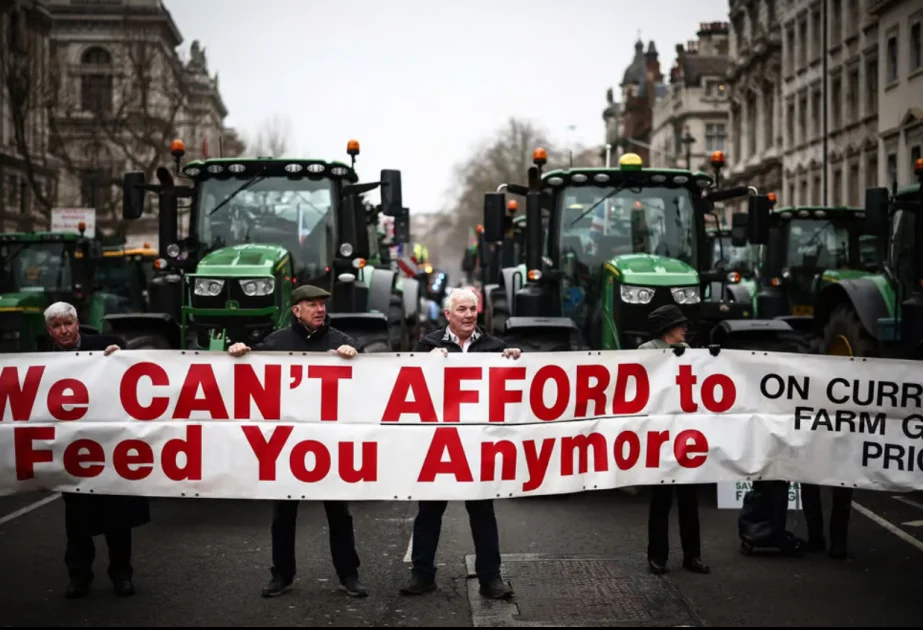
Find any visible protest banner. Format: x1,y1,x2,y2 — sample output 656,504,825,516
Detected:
1,347,922,501
716,481,802,510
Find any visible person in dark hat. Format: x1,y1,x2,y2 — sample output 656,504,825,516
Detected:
228,284,366,598
638,304,709,575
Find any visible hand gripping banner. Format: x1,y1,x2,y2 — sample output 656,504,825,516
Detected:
1,348,922,500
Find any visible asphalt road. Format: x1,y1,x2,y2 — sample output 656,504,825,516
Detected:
0,485,921,627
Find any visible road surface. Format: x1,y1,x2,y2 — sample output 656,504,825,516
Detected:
0,486,921,627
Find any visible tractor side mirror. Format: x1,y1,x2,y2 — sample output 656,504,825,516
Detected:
731,212,748,247
483,193,506,243
746,194,771,245
123,172,146,220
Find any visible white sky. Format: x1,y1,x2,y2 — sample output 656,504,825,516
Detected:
164,0,730,214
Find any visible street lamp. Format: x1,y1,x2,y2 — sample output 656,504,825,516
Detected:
680,127,696,170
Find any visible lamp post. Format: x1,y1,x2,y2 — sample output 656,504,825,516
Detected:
680,127,696,170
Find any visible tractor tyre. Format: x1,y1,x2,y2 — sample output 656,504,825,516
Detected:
822,304,878,358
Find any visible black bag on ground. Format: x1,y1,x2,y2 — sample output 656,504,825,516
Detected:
738,480,804,553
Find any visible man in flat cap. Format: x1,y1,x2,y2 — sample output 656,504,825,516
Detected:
229,284,367,598
638,305,710,576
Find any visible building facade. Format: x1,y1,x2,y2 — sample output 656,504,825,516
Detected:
724,0,784,215
602,39,666,165
0,0,241,245
872,0,922,189
780,0,880,208
651,22,731,181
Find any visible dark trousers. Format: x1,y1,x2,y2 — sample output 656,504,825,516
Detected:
801,484,853,544
647,485,701,563
65,529,132,582
270,500,360,583
411,500,501,585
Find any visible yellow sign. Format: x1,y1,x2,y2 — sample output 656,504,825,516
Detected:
792,304,814,316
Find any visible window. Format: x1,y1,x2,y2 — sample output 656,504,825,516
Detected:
911,22,921,72
747,92,758,153
80,47,113,114
831,76,842,128
867,154,878,188
847,0,859,37
847,67,859,122
705,123,726,151
866,57,878,113
912,145,922,165
811,10,822,60
799,94,807,144
800,179,809,205
831,0,842,41
786,102,796,147
833,168,843,206
798,17,808,67
849,162,860,206
887,153,897,186
812,88,822,139
812,174,822,205
789,183,796,203
764,88,774,148
887,35,898,83
786,25,796,74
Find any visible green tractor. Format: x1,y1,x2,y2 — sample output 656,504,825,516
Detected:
116,138,417,352
478,201,530,336
0,231,159,351
702,215,759,315
717,200,881,352
480,149,773,351
813,158,923,360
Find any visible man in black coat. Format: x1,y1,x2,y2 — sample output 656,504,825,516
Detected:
43,301,150,599
399,287,521,600
228,284,367,599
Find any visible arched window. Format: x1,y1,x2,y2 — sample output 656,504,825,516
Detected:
80,47,113,114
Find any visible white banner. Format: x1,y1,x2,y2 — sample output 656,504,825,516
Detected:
1,348,922,500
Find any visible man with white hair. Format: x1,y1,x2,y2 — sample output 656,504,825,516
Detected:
42,302,150,599
399,287,521,600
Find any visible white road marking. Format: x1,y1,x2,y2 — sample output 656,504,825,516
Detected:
891,495,923,511
901,520,923,528
0,493,60,528
403,534,413,563
853,501,923,554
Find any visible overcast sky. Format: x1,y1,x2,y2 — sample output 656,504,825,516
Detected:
164,0,730,214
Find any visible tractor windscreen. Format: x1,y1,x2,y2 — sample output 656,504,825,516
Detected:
711,235,755,275
557,185,697,270
0,241,74,293
196,176,336,276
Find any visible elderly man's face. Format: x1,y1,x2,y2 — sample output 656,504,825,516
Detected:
47,315,79,348
445,296,478,336
292,298,327,329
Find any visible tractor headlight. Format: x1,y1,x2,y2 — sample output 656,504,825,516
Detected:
194,278,224,296
671,286,701,304
620,285,655,304
240,278,275,296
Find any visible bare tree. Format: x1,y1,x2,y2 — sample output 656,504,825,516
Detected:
1,2,56,226
245,113,293,157
422,117,566,270
43,22,193,239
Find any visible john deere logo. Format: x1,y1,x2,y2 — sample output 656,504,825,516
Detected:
226,300,239,310
654,266,666,273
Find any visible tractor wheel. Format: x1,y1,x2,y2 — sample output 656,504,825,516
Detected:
822,304,878,358
120,330,171,350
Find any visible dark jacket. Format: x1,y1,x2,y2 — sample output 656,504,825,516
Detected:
252,316,360,353
52,332,151,537
413,325,508,354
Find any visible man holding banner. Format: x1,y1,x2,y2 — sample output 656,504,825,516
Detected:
228,285,368,599
42,302,150,599
638,305,709,575
400,288,520,600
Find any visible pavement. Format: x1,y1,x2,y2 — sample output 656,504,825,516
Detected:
0,486,921,627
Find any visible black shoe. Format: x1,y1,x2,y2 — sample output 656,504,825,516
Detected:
112,577,135,597
65,578,91,599
682,558,710,574
399,575,437,596
648,559,666,574
828,540,847,559
261,575,293,598
340,576,368,598
479,577,513,600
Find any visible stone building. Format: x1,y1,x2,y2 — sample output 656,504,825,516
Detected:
780,0,880,207
0,0,240,244
651,22,731,182
724,0,784,216
873,0,922,189
602,38,666,165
